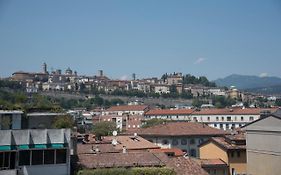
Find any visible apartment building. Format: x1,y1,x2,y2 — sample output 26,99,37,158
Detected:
102,105,149,116
243,109,281,175
0,129,71,175
0,110,24,130
144,108,277,130
199,131,247,175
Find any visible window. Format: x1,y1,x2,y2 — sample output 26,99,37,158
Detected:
221,117,224,121
162,139,169,145
237,151,240,157
190,149,196,157
231,152,234,158
181,139,187,145
214,123,217,127
231,124,235,129
32,150,43,165
199,138,204,144
19,150,31,166
0,152,16,169
207,117,210,121
172,139,178,146
216,117,219,121
226,124,229,129
249,116,254,121
190,139,195,144
44,150,55,164
193,117,197,121
227,116,231,121
241,116,244,121
56,149,67,164
220,124,223,129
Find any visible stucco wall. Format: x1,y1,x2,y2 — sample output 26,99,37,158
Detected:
22,164,69,175
199,142,228,163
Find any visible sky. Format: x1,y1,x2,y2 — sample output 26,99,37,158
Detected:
0,0,281,80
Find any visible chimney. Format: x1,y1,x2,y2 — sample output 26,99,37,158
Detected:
134,133,138,138
122,146,127,153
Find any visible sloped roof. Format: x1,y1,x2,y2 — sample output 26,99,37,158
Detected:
165,157,209,175
106,105,149,112
138,122,226,137
104,135,160,150
78,152,166,168
145,109,194,116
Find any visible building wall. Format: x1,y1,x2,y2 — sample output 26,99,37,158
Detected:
199,142,228,164
228,150,247,175
22,164,69,175
142,136,208,157
247,151,281,175
204,167,227,175
246,116,281,175
145,113,259,130
0,170,17,175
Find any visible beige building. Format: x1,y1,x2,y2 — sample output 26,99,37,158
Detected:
243,110,281,175
199,131,247,175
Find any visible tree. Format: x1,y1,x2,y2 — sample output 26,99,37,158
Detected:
52,115,74,129
92,121,116,140
192,99,205,108
142,118,168,128
212,96,236,108
275,99,281,106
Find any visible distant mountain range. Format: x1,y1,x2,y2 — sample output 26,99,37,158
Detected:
214,74,281,90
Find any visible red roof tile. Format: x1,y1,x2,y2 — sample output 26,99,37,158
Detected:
78,152,166,168
166,157,209,175
193,108,277,115
104,135,160,150
150,148,184,157
138,122,227,136
106,105,149,112
145,109,194,116
200,159,228,167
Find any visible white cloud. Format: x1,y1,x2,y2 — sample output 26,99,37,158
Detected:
194,57,206,64
259,72,268,78
120,75,129,80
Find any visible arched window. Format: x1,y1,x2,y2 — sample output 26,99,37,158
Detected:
162,139,169,145
181,139,187,145
172,139,178,146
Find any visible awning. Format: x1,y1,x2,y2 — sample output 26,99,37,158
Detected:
0,145,11,151
49,143,64,148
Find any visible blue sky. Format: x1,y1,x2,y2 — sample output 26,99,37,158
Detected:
0,0,281,80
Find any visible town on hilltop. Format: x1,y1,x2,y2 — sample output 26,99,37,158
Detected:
0,63,281,175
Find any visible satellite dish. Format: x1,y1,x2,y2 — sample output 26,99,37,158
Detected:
112,139,118,146
113,131,118,136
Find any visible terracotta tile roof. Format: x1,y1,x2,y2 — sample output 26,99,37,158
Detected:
145,108,277,116
77,143,120,155
145,109,195,116
78,152,166,168
192,108,277,115
165,157,209,175
199,159,228,168
210,137,246,150
104,135,160,150
138,122,227,136
149,148,184,157
106,105,149,112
